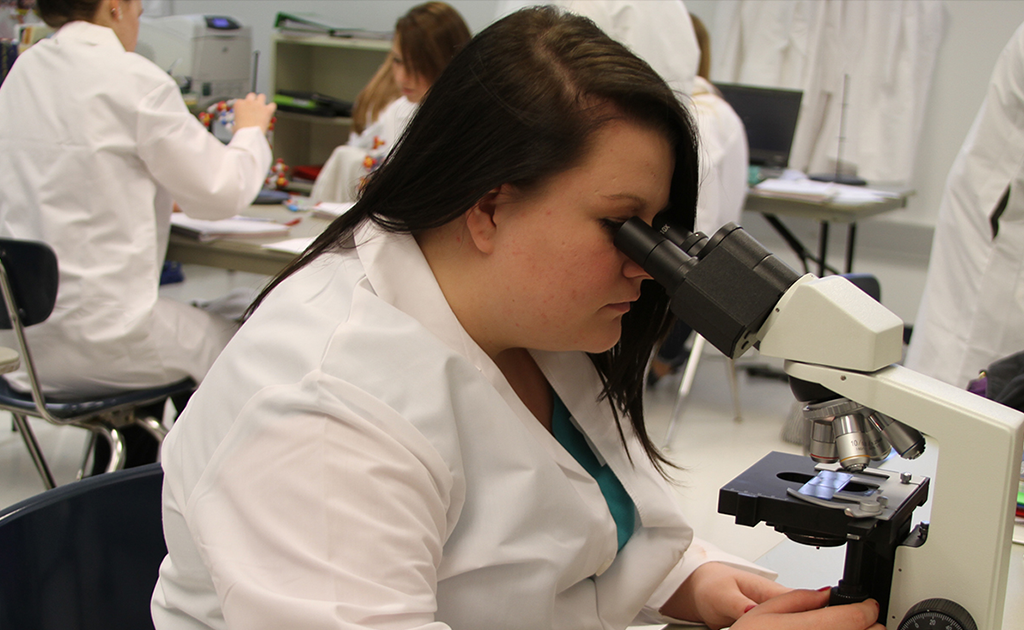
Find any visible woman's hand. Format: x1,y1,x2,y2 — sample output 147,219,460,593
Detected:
660,562,789,628
732,588,885,630
232,93,277,135
660,562,882,630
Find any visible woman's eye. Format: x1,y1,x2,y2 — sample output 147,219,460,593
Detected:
601,218,627,234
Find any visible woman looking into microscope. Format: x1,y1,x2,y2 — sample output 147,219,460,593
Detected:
153,7,883,630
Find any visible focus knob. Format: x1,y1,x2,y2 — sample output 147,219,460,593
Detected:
898,599,976,630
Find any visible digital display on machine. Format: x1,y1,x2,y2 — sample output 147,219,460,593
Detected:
205,16,241,30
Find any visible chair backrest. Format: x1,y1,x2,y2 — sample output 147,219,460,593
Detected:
841,272,881,303
0,463,166,629
0,238,58,329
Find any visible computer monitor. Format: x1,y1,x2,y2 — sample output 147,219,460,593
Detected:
714,83,803,169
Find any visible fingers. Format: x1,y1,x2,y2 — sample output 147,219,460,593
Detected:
735,571,791,604
232,93,276,134
748,588,830,615
741,592,881,630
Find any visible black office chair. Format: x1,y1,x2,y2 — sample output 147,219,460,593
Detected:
0,238,194,489
0,463,166,630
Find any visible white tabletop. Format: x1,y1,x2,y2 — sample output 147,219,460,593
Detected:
0,346,19,374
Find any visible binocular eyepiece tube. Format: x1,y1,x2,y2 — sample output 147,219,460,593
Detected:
614,218,799,360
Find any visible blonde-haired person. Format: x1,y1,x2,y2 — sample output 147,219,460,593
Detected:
349,52,401,137
311,1,471,204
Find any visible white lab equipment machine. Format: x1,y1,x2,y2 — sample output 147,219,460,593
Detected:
136,14,251,109
616,219,1024,630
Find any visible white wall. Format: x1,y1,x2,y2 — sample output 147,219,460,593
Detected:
162,0,1024,323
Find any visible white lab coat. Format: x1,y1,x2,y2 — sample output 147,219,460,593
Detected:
712,0,944,183
310,96,418,204
0,21,271,396
152,223,772,630
905,22,1024,388
691,76,748,235
495,0,699,97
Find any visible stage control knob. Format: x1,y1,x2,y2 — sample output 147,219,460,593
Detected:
898,598,976,630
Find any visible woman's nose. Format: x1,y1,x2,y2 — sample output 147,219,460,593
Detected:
623,258,652,281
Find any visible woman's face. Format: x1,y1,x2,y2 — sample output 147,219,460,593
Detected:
486,119,673,355
391,36,431,103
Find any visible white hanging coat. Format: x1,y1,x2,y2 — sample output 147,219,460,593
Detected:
691,76,749,235
712,0,944,183
152,223,772,630
0,21,271,396
905,22,1024,387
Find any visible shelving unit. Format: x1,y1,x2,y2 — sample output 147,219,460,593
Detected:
269,33,391,169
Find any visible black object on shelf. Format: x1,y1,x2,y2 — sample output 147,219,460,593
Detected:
274,90,353,118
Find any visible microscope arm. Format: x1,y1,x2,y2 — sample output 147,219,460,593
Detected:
755,267,1024,629
781,361,1023,630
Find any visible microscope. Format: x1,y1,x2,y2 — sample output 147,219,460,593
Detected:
615,219,1024,630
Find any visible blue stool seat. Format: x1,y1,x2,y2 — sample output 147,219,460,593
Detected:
0,376,194,420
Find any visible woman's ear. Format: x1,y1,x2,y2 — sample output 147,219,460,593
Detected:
465,185,513,255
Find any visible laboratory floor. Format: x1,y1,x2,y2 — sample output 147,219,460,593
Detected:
0,264,804,567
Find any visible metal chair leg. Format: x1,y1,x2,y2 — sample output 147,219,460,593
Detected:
77,430,98,481
664,334,706,448
11,412,55,490
135,415,168,442
726,358,742,422
82,425,125,475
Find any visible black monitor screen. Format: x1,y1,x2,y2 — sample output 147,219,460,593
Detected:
714,83,803,169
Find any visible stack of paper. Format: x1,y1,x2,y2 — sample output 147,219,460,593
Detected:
754,178,901,206
170,214,292,242
754,178,839,203
312,201,356,220
262,237,316,255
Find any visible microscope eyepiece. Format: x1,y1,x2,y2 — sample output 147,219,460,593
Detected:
613,218,696,292
614,218,799,359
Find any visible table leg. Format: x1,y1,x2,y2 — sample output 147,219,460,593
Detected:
845,223,858,273
817,221,829,277
761,214,840,276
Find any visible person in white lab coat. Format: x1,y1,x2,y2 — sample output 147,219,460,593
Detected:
310,2,471,204
495,0,699,98
905,22,1024,388
152,8,883,630
0,0,275,399
650,12,749,383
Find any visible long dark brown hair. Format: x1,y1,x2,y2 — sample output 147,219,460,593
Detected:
250,6,698,473
35,0,103,28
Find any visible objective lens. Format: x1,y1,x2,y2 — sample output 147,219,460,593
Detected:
832,413,869,472
803,399,862,465
865,412,925,459
808,419,837,463
861,416,892,461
